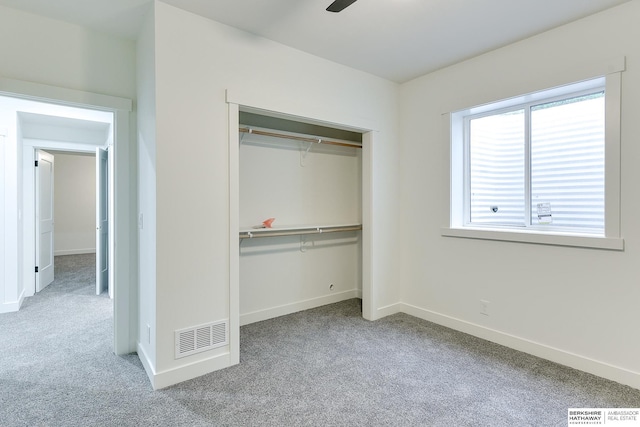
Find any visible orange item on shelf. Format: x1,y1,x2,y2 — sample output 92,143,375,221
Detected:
262,218,275,228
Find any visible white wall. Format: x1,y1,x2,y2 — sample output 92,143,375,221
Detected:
136,5,158,373
140,0,401,388
399,0,640,388
0,95,22,312
239,135,361,229
0,5,135,99
54,153,96,256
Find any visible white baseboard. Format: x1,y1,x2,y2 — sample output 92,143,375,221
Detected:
137,343,156,389
0,300,20,314
0,289,25,314
400,302,640,390
137,342,234,390
240,289,361,326
54,248,96,256
153,351,232,390
375,302,403,320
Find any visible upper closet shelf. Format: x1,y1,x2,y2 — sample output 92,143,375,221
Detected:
239,127,362,149
239,224,362,240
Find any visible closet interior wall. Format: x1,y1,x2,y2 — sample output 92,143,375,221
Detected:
239,113,363,325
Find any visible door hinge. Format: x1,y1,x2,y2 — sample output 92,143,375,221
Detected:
35,160,39,167
35,266,39,273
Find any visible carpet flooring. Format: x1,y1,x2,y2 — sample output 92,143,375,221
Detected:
0,254,638,426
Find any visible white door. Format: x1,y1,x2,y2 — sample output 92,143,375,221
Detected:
35,150,55,292
96,147,108,295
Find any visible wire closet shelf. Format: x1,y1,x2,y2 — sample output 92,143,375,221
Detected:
239,224,362,240
239,127,363,149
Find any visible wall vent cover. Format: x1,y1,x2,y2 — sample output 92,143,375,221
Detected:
175,320,228,359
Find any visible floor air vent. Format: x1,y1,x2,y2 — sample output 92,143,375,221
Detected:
175,320,228,359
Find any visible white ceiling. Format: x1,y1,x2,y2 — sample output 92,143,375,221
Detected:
0,0,632,82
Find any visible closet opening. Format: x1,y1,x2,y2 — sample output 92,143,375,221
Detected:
229,104,374,366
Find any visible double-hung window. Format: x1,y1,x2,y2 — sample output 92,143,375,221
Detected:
446,73,623,250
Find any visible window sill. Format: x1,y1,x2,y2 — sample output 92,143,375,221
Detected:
441,227,624,251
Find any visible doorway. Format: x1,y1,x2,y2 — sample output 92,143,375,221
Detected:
0,78,135,355
20,109,114,299
34,149,110,297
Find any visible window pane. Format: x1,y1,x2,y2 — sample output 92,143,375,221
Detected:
469,110,525,225
530,93,604,231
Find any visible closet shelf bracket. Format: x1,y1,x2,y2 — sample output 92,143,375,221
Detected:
239,127,252,145
300,138,321,167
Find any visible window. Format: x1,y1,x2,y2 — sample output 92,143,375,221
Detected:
446,73,623,250
468,89,604,232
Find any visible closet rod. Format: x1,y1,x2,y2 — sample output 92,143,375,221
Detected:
239,225,362,240
239,127,362,149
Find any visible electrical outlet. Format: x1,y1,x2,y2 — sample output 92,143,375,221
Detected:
480,300,490,316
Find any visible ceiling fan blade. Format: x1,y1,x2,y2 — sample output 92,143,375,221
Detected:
326,0,357,13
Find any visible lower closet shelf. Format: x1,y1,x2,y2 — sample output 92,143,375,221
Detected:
239,224,362,240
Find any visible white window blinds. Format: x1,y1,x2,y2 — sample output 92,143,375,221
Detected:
530,93,605,231
469,110,524,225
467,91,605,233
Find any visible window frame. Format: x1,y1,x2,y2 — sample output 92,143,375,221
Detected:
443,72,623,250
